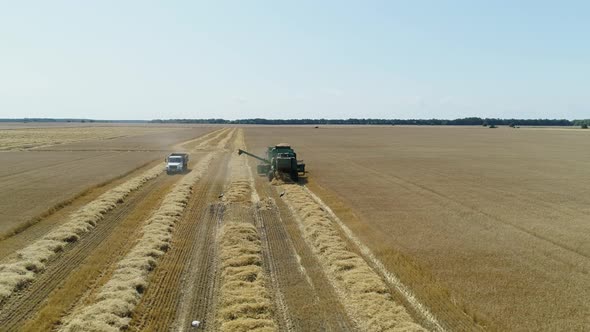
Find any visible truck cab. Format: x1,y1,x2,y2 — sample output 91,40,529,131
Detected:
166,153,189,174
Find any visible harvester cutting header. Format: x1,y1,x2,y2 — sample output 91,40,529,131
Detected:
238,143,305,182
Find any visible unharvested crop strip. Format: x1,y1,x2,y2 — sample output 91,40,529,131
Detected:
280,184,425,332
304,187,446,332
60,151,218,331
0,164,163,302
215,130,277,331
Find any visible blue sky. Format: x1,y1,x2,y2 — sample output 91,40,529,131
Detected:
1,1,588,120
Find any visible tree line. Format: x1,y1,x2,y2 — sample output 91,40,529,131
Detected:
150,117,584,126
1,117,588,126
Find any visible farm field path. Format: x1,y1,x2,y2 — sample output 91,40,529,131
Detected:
0,173,178,330
0,125,215,237
252,173,357,331
0,127,436,331
0,128,232,330
129,148,230,331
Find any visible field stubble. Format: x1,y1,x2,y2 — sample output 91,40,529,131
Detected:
214,130,277,331
0,125,215,237
61,152,219,331
126,129,235,331
0,163,163,302
280,183,424,331
0,126,177,151
0,127,226,330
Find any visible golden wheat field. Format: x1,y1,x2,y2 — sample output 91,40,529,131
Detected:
0,123,587,331
245,125,590,331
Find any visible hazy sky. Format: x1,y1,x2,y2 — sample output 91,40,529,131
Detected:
1,1,588,120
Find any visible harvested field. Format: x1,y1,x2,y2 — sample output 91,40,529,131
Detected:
61,151,218,331
0,163,162,301
0,125,184,150
280,183,424,332
216,222,276,332
5,123,584,331
245,125,590,331
0,124,215,237
214,131,276,332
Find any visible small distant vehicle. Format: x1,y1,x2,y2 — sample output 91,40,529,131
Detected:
165,153,189,174
238,143,305,182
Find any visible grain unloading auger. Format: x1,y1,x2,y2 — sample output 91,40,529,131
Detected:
238,143,305,182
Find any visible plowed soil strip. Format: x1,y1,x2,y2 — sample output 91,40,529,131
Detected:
253,177,356,331
0,174,177,329
128,153,229,332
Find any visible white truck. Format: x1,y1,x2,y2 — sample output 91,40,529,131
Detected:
165,153,189,174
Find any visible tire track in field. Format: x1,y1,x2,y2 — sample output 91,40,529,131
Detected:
175,128,231,151
60,151,220,331
253,178,357,331
0,174,177,329
303,186,446,332
239,136,355,331
128,129,235,331
210,130,277,331
0,158,161,252
128,153,228,331
279,184,425,332
59,130,234,331
0,129,221,247
254,206,293,331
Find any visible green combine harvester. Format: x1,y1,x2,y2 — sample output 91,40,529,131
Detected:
238,143,305,182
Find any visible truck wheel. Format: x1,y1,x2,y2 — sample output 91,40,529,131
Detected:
290,171,299,182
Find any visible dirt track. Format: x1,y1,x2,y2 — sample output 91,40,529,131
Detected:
0,127,434,331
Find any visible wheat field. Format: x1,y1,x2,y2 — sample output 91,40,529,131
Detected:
245,125,590,331
1,123,587,331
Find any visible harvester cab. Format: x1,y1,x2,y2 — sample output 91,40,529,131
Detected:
238,143,305,182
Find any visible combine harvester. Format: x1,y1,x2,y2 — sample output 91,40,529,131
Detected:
238,143,305,181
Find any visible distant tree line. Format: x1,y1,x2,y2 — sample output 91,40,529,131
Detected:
0,118,147,123
572,119,590,126
2,117,588,127
150,117,583,126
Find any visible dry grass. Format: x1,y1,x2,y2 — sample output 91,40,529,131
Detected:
223,129,256,204
216,130,276,331
17,174,177,332
0,126,174,150
177,127,232,151
217,222,276,332
0,164,163,302
0,125,214,236
246,125,590,330
0,158,158,241
217,127,236,150
280,183,424,332
60,152,218,331
0,151,165,236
